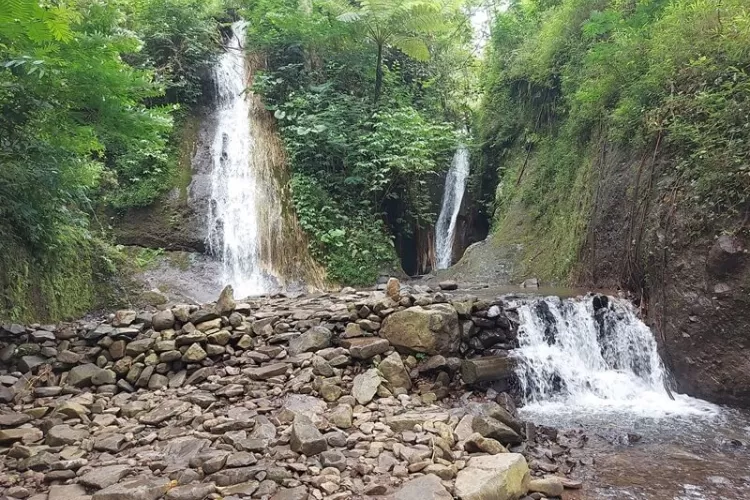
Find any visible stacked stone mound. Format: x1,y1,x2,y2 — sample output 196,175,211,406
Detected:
0,281,582,500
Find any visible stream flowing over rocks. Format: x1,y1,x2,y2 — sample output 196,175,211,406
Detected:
0,281,595,500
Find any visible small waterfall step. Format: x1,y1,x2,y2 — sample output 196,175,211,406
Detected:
510,294,717,418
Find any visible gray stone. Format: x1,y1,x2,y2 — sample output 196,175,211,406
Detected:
152,309,175,331
528,477,564,497
166,483,217,500
472,416,522,444
92,476,169,500
209,466,260,486
113,309,137,327
92,369,117,386
378,352,411,390
288,326,332,355
138,400,191,425
80,464,132,489
351,368,382,405
125,338,154,356
19,355,46,372
216,285,236,315
46,425,88,446
381,304,460,355
0,428,42,444
56,350,81,364
66,363,101,387
343,337,390,359
48,484,90,500
245,363,289,380
454,454,530,500
290,414,327,456
0,412,31,427
394,474,452,500
182,343,207,362
148,373,169,390
94,433,126,453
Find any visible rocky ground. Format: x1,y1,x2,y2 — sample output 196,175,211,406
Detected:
0,280,584,500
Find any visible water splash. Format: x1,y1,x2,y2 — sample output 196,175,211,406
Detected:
205,21,272,297
513,295,718,418
435,145,470,269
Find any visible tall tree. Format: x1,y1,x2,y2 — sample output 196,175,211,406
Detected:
323,0,456,102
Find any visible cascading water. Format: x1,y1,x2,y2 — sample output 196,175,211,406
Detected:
513,295,717,418
435,145,470,269
206,21,271,297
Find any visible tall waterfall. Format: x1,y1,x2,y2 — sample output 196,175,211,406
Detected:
205,21,273,297
513,295,716,417
435,145,470,269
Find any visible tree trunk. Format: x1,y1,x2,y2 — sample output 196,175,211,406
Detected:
374,43,384,103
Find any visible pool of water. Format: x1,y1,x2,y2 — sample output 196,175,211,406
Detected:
523,405,750,500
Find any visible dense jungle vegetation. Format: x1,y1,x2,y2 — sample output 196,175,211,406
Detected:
1,0,749,319
478,0,750,280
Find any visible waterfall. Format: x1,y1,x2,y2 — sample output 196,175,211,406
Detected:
435,145,470,270
513,295,716,417
205,21,273,297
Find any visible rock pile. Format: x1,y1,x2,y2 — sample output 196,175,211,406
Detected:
0,281,583,500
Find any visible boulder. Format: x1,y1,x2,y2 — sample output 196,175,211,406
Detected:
394,474,451,500
381,304,460,355
152,309,175,331
290,414,327,456
288,326,332,356
378,352,411,390
454,453,530,500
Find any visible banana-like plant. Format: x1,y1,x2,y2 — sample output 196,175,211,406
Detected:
321,0,457,102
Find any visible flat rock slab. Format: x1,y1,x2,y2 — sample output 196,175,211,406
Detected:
80,464,132,489
342,337,390,359
245,363,289,380
385,411,450,433
394,474,452,500
351,368,381,405
138,400,191,425
92,476,169,500
48,484,91,500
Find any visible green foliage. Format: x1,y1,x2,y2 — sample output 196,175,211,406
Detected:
480,0,750,280
0,0,223,319
126,0,223,105
247,0,470,282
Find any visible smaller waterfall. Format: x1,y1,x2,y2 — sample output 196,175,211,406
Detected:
435,145,470,269
513,295,717,417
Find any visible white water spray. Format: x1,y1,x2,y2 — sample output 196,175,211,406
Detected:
435,145,470,269
514,295,717,417
206,21,270,297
